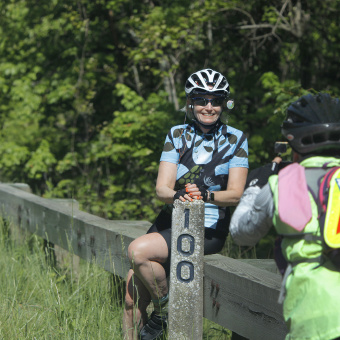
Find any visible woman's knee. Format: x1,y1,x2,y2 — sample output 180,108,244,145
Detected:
127,233,168,268
128,240,147,267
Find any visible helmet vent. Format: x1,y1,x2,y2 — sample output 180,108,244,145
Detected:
329,131,340,141
191,74,204,87
217,78,228,90
211,74,219,85
313,133,327,144
301,135,313,145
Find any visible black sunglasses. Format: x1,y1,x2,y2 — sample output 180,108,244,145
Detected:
192,97,224,107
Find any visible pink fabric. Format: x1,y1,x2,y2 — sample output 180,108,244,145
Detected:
278,163,312,231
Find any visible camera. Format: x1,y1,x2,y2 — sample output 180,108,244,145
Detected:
274,141,288,155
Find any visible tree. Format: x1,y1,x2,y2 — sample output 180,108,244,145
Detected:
0,0,340,222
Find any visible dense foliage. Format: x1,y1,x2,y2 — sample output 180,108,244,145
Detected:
0,0,339,222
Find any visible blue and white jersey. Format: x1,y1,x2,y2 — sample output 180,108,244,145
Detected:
160,121,249,232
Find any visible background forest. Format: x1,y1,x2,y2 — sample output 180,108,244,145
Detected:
0,0,339,225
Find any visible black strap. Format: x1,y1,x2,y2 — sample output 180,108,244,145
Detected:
282,233,323,242
291,255,323,267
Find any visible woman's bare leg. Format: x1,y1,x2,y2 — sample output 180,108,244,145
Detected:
123,269,151,340
123,233,169,339
128,233,169,300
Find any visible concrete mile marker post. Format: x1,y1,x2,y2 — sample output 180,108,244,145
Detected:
168,199,205,340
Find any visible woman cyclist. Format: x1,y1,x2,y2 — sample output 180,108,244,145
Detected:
123,68,249,340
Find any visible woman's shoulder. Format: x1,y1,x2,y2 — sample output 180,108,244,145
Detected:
170,123,188,129
221,124,246,138
168,123,191,134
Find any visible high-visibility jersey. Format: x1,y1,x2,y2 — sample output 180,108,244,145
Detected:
269,156,340,340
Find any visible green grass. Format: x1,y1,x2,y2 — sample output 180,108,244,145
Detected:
0,222,232,339
0,223,124,339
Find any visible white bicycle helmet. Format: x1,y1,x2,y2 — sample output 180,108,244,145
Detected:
185,68,230,97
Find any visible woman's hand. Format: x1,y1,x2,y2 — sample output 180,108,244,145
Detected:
173,188,192,202
173,183,201,202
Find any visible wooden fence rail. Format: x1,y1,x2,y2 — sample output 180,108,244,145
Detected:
0,183,287,339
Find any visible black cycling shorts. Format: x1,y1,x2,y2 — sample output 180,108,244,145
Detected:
147,209,228,277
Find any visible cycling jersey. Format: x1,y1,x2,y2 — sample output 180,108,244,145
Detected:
160,121,248,231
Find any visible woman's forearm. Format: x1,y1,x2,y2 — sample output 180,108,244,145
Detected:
208,189,244,207
156,185,176,204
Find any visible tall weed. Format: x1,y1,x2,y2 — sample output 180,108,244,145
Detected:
0,220,232,339
0,221,124,339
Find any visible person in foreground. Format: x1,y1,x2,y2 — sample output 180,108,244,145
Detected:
123,68,248,340
230,93,340,340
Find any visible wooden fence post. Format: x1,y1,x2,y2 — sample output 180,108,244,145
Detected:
168,199,205,340
49,199,80,277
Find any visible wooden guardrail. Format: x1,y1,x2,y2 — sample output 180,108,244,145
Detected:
0,183,288,339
